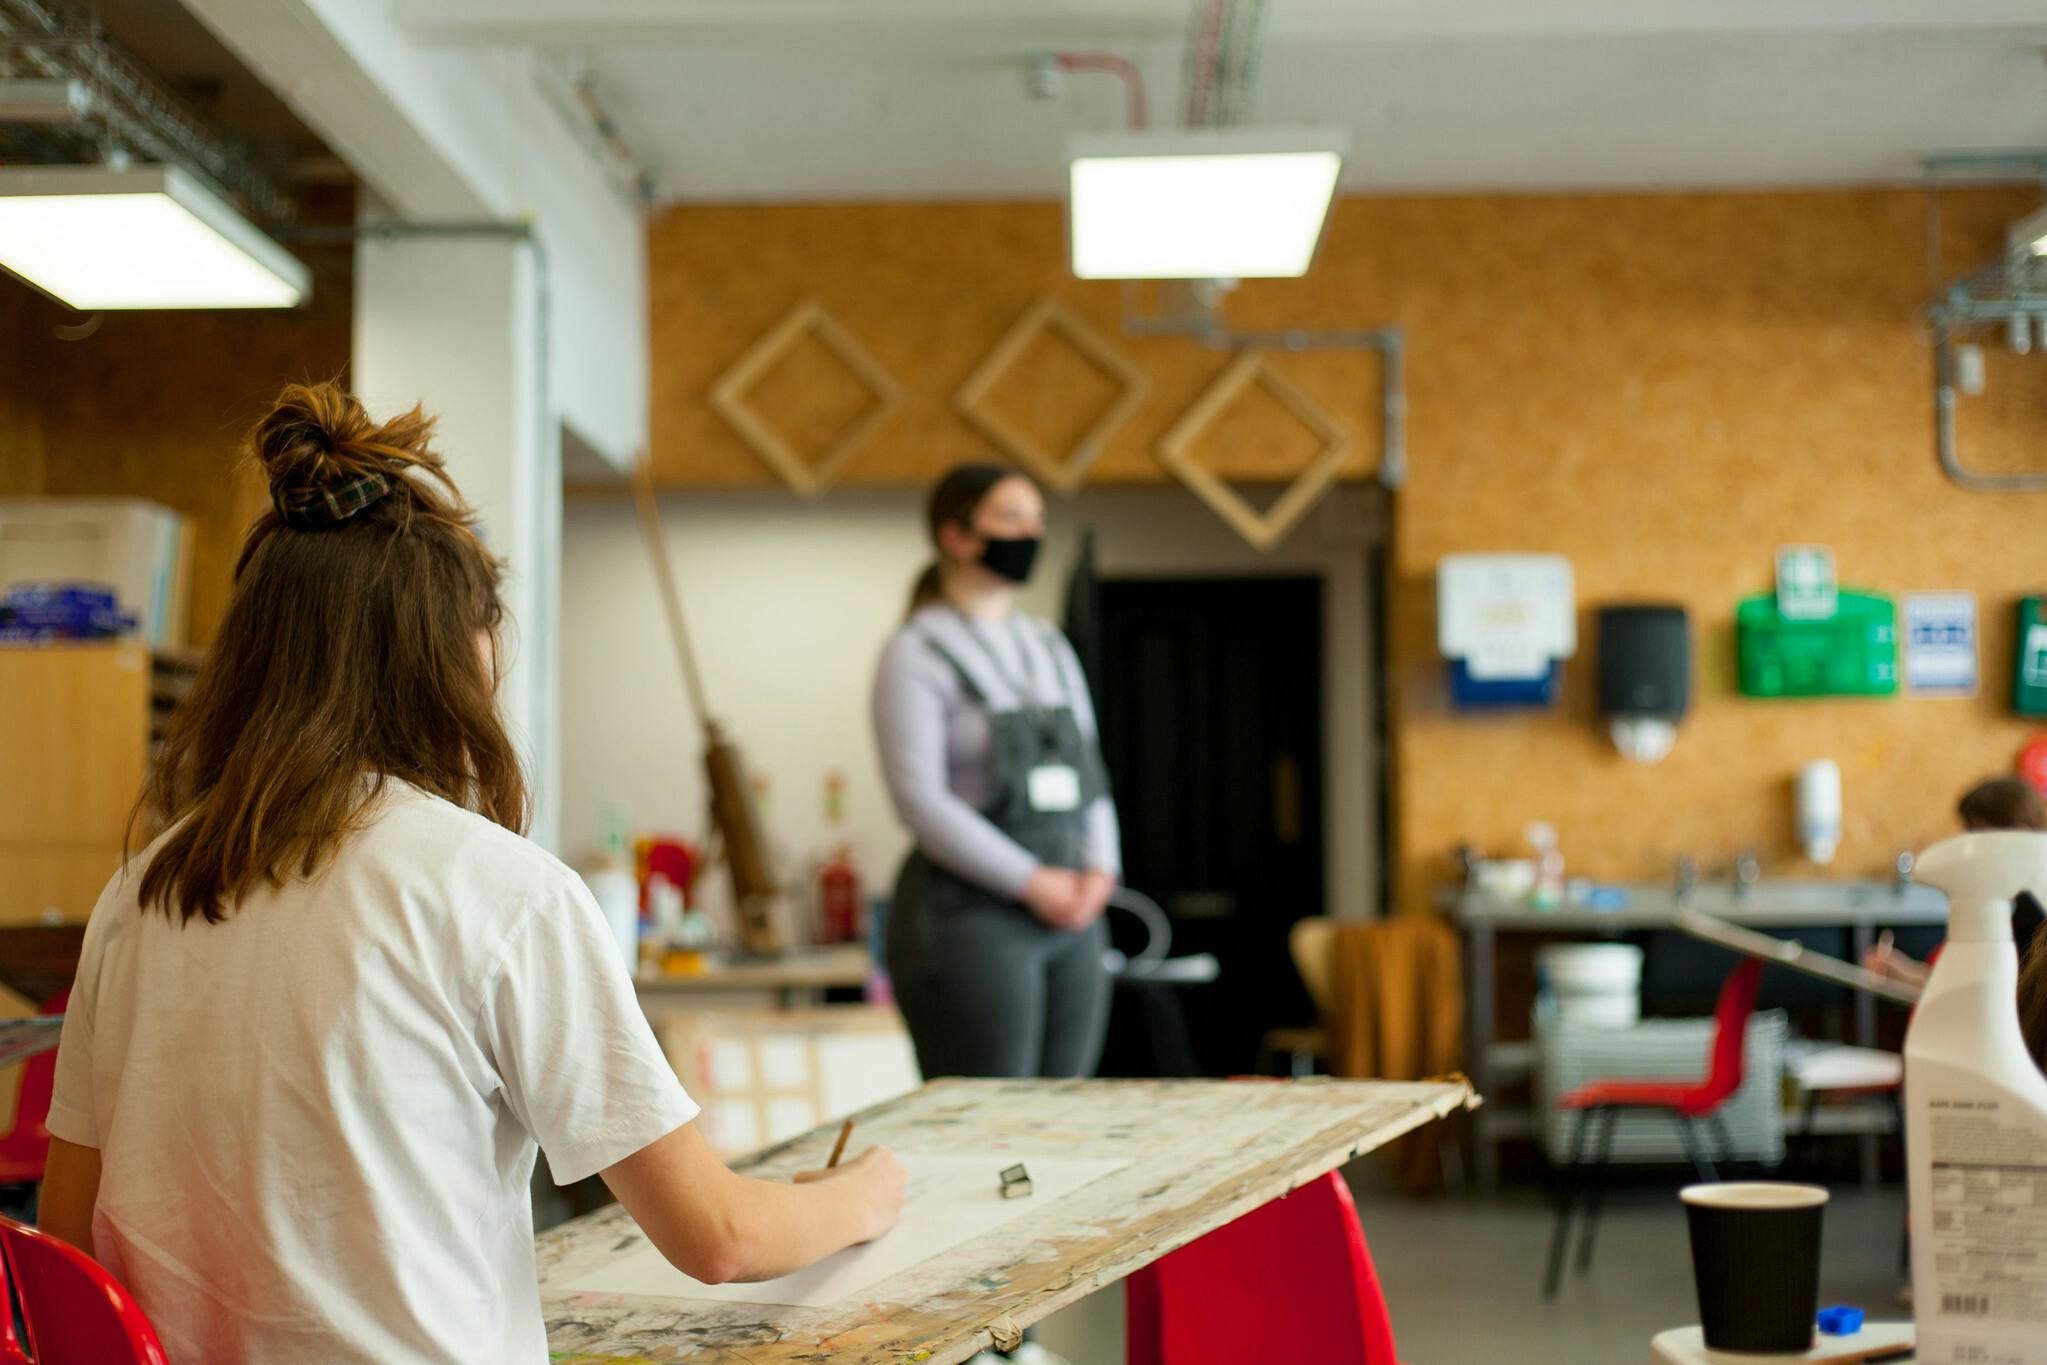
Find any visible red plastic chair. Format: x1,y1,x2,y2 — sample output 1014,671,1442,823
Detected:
1127,1170,1399,1365
0,992,68,1189
0,1216,169,1364
1541,958,1764,1299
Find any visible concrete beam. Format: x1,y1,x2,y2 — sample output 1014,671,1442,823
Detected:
183,0,648,469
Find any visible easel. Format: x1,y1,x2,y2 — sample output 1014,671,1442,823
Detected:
1674,908,1921,1006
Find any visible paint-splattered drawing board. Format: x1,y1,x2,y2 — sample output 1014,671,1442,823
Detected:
540,1076,1474,1365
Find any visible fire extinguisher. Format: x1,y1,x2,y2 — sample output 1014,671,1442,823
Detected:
818,846,863,946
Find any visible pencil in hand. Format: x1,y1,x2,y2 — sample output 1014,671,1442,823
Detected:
827,1118,854,1170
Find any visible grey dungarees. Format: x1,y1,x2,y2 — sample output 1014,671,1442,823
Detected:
885,627,1113,1080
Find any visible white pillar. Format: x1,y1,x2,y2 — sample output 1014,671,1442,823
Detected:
351,223,562,851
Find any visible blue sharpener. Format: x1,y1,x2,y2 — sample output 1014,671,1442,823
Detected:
1816,1306,1864,1336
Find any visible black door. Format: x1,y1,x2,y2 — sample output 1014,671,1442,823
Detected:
1095,577,1325,1075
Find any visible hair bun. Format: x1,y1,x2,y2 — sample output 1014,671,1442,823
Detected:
257,382,440,528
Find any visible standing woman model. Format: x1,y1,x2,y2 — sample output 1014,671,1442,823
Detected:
872,464,1121,1079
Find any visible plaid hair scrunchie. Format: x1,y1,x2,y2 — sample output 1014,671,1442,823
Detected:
272,469,394,528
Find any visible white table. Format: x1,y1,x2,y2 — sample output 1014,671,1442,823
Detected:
633,944,870,1009
1651,1322,1913,1364
1450,881,1946,1187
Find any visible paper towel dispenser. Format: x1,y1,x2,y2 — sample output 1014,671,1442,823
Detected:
1596,604,1690,762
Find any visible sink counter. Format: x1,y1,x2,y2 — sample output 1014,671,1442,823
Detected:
1446,879,1949,931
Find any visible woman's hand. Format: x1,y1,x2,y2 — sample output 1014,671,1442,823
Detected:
1066,869,1117,930
1021,866,1085,928
1862,932,1930,988
1022,866,1116,931
793,1146,908,1243
603,1123,905,1284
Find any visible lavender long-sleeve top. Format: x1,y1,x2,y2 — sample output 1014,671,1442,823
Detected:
871,605,1122,899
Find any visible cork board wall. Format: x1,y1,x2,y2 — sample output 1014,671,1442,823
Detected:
647,201,1386,491
1383,188,2047,914
648,188,2047,913
0,266,353,646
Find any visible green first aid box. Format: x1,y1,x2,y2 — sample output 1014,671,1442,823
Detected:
1737,590,1898,698
2015,598,2047,715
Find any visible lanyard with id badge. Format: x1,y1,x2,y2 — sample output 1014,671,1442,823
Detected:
1025,732,1083,813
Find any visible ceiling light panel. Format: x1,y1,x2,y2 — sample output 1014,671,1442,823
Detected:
0,164,308,310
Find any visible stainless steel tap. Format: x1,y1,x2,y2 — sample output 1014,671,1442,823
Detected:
1893,849,1916,895
1733,850,1761,897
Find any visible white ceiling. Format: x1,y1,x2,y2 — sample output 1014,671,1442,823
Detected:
396,0,2047,200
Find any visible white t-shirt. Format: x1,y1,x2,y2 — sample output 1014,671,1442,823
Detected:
48,780,698,1365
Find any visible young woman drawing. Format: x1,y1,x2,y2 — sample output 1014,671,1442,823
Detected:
40,383,903,1364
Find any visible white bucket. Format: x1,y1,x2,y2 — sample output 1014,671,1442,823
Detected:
1537,943,1643,1028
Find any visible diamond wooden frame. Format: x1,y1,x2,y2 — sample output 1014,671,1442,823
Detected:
953,297,1151,493
1156,352,1353,552
707,299,904,496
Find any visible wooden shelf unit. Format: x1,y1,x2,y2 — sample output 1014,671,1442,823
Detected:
0,643,197,925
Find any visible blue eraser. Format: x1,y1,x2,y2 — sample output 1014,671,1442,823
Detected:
1816,1306,1864,1336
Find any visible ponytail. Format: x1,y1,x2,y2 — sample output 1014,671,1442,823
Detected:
905,561,945,620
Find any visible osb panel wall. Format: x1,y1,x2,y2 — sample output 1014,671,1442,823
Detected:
0,297,46,497
1385,188,2047,913
0,275,352,645
650,189,2047,914
648,202,1384,489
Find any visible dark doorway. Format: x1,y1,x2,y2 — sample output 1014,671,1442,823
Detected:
1095,577,1325,1076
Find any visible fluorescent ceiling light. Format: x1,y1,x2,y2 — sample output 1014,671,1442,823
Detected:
1067,127,1348,281
2012,203,2047,258
0,164,308,309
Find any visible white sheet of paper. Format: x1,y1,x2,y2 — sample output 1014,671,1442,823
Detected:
565,1153,1128,1307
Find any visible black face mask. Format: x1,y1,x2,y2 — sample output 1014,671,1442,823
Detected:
979,535,1041,584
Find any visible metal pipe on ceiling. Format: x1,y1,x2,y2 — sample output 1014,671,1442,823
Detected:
1119,282,1407,491
1921,153,2047,493
536,52,655,204
1053,52,1147,130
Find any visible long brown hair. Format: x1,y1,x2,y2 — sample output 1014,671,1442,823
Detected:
133,382,529,922
904,462,1029,618
2022,938,2047,1075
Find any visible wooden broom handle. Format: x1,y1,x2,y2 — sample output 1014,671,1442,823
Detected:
629,453,714,728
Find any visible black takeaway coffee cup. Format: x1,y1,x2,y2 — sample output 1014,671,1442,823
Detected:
1680,1182,1829,1352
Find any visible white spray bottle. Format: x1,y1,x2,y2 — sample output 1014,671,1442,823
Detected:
1907,831,2047,1365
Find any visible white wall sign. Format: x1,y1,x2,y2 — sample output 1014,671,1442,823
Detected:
1903,592,1978,696
1437,554,1576,681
